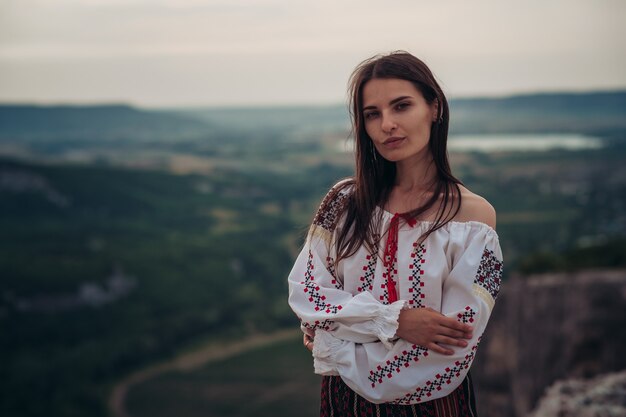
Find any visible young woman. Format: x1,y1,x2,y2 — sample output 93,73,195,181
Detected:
288,51,503,416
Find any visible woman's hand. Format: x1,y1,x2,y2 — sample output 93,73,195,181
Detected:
395,307,473,355
303,333,314,352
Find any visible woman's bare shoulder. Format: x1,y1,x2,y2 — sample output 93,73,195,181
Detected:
452,185,496,229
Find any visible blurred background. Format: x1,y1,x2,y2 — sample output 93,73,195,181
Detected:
1,1,625,416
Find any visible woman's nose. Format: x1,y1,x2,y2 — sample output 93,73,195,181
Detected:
381,112,397,133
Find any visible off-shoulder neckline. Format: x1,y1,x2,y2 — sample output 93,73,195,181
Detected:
376,206,498,236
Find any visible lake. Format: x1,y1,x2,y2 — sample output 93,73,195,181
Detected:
447,133,604,152
337,133,605,153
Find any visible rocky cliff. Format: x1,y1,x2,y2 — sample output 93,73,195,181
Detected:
529,370,626,417
471,269,626,417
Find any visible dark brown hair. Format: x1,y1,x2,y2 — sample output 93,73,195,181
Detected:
332,51,462,262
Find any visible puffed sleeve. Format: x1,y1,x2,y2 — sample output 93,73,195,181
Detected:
288,181,407,348
311,223,503,404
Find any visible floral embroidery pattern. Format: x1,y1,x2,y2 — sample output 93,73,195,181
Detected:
302,250,343,314
357,254,377,293
313,188,350,232
302,318,334,331
380,256,398,306
326,256,343,290
407,242,426,307
368,345,430,388
474,248,503,300
457,306,476,324
393,340,481,404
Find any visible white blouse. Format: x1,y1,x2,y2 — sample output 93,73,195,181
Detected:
287,183,503,404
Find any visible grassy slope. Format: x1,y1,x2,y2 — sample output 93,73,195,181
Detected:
125,335,321,417
0,157,346,417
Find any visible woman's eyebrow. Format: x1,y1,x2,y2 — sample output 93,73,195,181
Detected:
389,95,412,105
363,95,413,111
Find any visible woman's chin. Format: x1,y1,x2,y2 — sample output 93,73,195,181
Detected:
378,151,411,163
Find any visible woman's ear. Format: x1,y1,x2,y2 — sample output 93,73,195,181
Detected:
431,98,440,123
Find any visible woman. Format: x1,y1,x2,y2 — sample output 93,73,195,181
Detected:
288,51,503,416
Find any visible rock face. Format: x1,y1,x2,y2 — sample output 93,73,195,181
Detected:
529,370,626,417
471,269,626,417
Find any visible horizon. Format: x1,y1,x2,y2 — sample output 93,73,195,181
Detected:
1,87,625,110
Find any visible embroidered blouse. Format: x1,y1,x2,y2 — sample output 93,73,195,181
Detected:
287,181,503,404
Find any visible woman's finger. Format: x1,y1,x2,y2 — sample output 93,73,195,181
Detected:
445,318,473,331
428,342,454,356
435,335,468,348
303,334,314,351
424,309,472,332
439,317,473,334
438,327,473,340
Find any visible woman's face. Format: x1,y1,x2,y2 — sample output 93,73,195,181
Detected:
361,78,437,164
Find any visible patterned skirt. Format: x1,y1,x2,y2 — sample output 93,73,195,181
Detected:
320,373,478,417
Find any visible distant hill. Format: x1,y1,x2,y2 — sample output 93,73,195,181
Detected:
0,104,212,142
178,90,626,137
449,90,626,135
176,105,350,133
1,91,625,147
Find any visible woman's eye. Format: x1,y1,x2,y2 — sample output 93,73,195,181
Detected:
364,112,379,120
395,102,409,111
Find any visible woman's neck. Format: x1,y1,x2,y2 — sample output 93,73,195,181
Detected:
393,153,437,193
383,153,440,215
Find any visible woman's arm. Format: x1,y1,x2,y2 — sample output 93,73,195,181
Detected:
289,239,407,348
394,191,496,355
289,181,407,348
304,307,473,355
311,224,503,404
395,306,473,355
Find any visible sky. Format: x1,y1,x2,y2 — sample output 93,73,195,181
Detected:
1,0,624,107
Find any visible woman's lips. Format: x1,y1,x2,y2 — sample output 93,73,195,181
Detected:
383,136,406,147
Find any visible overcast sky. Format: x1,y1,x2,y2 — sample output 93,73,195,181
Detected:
1,0,624,107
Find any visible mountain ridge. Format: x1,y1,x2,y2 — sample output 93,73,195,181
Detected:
1,90,625,144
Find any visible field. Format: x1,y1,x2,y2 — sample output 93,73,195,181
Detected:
125,333,321,417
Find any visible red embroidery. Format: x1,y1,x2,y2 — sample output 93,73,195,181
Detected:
382,213,416,304
326,256,343,290
408,242,426,307
457,306,476,324
393,340,481,404
368,345,429,388
312,187,350,232
302,250,343,314
357,254,377,293
474,248,503,299
302,318,334,331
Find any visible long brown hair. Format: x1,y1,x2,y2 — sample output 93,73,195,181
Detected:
333,51,462,262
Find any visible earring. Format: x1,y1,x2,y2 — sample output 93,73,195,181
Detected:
433,98,443,124
371,145,378,162
434,108,443,124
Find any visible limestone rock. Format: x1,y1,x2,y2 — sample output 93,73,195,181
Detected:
529,370,626,417
471,269,626,417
